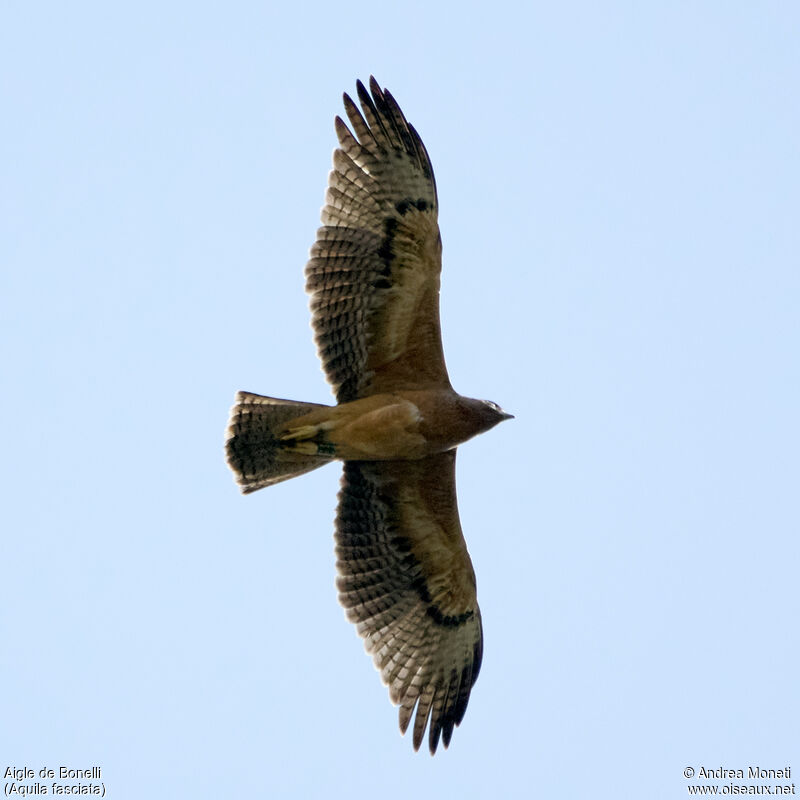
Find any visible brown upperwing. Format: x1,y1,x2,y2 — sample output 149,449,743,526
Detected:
305,77,451,403
335,450,483,754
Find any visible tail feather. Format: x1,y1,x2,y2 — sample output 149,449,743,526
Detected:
225,391,334,493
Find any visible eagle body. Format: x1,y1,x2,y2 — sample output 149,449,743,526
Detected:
277,390,510,461
225,78,510,754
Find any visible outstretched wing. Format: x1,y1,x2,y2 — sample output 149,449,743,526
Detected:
305,77,450,403
335,450,483,754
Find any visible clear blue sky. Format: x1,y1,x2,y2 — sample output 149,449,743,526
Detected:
3,2,798,798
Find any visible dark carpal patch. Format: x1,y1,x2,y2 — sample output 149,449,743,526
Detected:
395,197,429,215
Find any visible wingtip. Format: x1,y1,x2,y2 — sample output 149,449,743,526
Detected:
355,78,370,104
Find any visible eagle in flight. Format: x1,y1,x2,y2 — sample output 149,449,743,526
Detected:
225,77,511,754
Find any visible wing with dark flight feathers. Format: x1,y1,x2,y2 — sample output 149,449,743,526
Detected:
335,450,483,754
305,77,450,403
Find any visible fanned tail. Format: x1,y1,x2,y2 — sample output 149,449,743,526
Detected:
225,392,334,493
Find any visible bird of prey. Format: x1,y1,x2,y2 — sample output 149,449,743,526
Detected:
225,77,512,754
